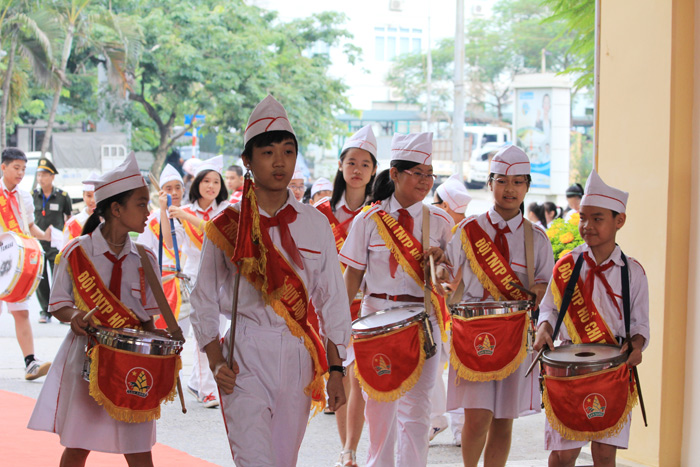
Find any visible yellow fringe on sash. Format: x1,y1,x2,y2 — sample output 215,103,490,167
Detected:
461,229,504,301
372,212,448,342
87,345,182,424
542,367,639,441
448,311,529,382
352,323,427,402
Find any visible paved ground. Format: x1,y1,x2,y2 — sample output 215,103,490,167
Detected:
0,296,650,466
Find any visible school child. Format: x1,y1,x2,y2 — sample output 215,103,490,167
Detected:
167,155,228,409
288,165,306,202
339,132,453,467
27,153,165,466
314,124,377,467
310,177,333,205
63,174,98,245
136,164,189,331
0,148,53,379
534,170,649,467
433,173,472,224
438,145,554,467
544,201,563,228
225,164,244,203
564,183,584,222
190,95,351,466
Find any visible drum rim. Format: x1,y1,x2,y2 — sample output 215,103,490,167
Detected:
542,343,626,368
351,306,426,334
451,299,532,309
88,325,184,346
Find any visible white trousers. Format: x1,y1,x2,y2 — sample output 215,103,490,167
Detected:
220,317,313,467
188,314,228,398
363,313,442,467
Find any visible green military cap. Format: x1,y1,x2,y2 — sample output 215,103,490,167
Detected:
37,158,58,174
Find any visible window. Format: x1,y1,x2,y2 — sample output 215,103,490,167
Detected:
412,38,421,52
387,37,396,60
375,36,385,61
400,37,410,54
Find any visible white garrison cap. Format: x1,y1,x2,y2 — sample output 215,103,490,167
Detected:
436,174,472,214
84,152,146,204
390,132,433,165
341,125,377,158
182,157,202,176
291,162,305,182
310,177,333,198
580,169,629,213
159,164,183,187
490,145,530,176
244,95,296,146
82,171,99,192
195,155,223,177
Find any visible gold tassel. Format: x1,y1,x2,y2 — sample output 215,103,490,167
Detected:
461,230,504,301
448,312,529,382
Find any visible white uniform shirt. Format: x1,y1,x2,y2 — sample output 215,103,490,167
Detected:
1,178,34,233
48,225,161,318
190,190,351,357
446,207,554,300
537,244,650,348
62,207,90,245
179,200,226,279
136,209,185,270
334,193,364,226
339,195,454,300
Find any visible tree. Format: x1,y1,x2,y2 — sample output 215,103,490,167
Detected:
112,0,355,176
0,1,57,149
387,0,580,122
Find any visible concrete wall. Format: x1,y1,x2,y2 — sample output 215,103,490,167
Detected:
598,0,694,464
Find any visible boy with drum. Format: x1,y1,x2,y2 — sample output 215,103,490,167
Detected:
534,170,649,467
190,95,351,466
437,145,554,467
0,147,53,380
28,152,171,466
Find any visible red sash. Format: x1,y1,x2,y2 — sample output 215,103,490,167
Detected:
543,364,637,441
0,191,23,233
353,322,427,401
206,204,328,410
65,245,142,329
314,199,353,255
551,254,617,345
368,208,450,341
543,254,635,440
155,272,182,329
182,207,204,251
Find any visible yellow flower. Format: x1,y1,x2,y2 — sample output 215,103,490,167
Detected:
547,228,559,239
559,232,575,244
568,212,580,226
558,248,572,259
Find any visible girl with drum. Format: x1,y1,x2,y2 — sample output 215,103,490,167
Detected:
437,145,554,467
313,125,377,467
534,170,649,467
167,156,228,409
28,153,169,466
339,132,454,467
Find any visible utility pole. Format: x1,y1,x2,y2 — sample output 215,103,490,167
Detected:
426,9,432,134
453,0,465,180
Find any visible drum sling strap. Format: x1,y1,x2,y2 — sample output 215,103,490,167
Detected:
551,254,585,342
422,205,438,358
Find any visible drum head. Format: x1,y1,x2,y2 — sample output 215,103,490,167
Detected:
352,306,424,332
0,232,21,291
543,344,625,368
91,326,182,346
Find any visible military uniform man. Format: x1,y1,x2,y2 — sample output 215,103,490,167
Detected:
32,158,72,323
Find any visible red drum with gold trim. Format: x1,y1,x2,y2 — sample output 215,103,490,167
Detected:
0,232,44,302
541,344,627,377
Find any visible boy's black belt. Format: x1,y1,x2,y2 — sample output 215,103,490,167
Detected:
368,293,423,303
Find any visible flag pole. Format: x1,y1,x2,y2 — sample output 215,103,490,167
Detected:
227,267,242,370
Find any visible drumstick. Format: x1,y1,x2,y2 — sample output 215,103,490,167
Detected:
176,376,187,414
83,306,100,323
509,281,537,301
524,347,545,378
429,255,437,286
148,173,160,191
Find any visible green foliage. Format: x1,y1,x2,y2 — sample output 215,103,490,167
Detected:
546,215,584,260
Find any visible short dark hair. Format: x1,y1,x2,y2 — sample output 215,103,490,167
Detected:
226,165,243,176
241,130,298,160
1,147,27,164
188,170,228,204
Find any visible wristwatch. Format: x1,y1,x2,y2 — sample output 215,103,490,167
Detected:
329,365,346,376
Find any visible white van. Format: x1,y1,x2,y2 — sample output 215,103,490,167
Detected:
464,126,511,188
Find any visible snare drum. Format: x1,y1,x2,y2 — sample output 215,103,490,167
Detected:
541,344,627,378
82,326,184,382
0,232,44,303
352,306,436,359
451,300,536,350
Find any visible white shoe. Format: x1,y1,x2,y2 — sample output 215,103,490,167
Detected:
25,359,51,380
452,431,462,447
429,423,448,441
201,392,220,408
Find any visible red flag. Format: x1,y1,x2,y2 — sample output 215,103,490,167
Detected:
231,174,258,264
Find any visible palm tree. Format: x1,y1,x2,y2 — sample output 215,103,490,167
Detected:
0,1,56,150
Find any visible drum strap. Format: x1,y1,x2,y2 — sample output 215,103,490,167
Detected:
522,218,535,289
422,205,431,313
136,243,184,342
551,253,585,342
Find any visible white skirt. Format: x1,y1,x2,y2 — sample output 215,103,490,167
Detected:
27,332,156,454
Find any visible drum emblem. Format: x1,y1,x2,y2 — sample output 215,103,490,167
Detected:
372,354,392,376
125,367,153,398
29,252,38,264
474,333,496,356
583,393,607,419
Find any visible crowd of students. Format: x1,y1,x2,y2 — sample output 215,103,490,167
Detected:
1,94,648,467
